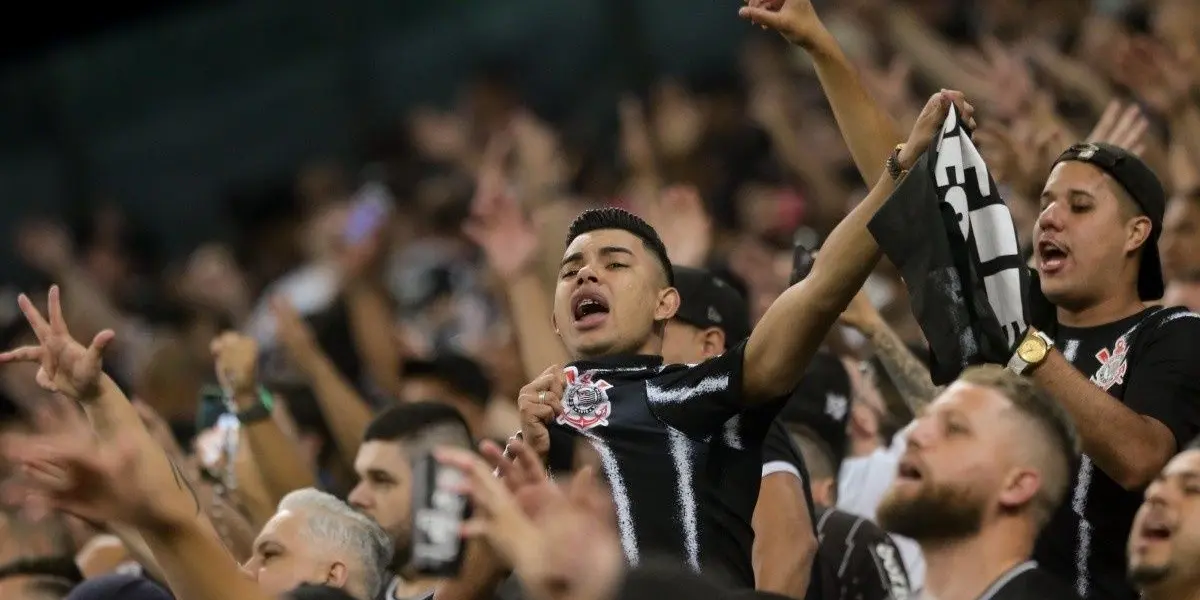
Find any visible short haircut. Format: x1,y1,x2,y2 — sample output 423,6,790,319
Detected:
565,207,674,286
25,578,73,600
277,488,394,600
1185,435,1200,453
958,365,1080,528
362,401,474,458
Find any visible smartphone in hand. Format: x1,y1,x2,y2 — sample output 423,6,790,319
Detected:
409,453,470,577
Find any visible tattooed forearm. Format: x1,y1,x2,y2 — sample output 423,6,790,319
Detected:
167,457,202,516
865,322,941,414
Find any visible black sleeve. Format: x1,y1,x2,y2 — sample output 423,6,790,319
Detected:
850,527,912,600
1124,312,1200,450
647,340,781,439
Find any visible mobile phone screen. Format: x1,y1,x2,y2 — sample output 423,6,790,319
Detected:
344,182,393,245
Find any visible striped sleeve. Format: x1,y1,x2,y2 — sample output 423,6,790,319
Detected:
645,341,747,438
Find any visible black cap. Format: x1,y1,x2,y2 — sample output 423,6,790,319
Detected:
402,353,492,407
672,266,752,345
65,574,173,600
1053,142,1166,300
778,352,852,467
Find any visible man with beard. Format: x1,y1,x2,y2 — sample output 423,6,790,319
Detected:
1127,437,1200,600
347,403,474,600
876,365,1080,599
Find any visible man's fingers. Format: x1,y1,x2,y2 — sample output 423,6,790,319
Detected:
737,6,787,30
522,402,556,427
510,439,549,488
16,294,51,343
0,346,44,364
47,285,68,336
85,330,115,364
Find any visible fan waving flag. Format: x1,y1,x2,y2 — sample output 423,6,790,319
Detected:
867,106,1031,385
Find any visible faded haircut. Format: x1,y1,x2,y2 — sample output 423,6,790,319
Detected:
958,364,1080,529
565,207,675,286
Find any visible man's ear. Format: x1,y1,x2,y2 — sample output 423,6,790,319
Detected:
654,287,681,323
997,468,1040,514
701,327,726,359
324,561,350,589
1125,215,1152,254
552,312,559,335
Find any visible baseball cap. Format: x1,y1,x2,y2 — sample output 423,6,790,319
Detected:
1053,142,1167,300
672,266,752,345
777,352,853,468
65,574,173,600
402,353,493,407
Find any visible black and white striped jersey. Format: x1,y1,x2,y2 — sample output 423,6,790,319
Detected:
544,341,782,590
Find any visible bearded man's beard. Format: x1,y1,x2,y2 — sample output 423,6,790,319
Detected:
877,478,985,542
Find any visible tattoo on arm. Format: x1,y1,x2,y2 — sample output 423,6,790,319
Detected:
167,457,202,516
866,324,941,414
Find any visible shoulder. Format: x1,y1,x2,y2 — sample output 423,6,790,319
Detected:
1138,307,1200,340
649,342,747,389
1130,307,1200,356
997,566,1079,599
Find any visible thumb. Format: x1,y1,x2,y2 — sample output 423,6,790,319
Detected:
738,6,789,30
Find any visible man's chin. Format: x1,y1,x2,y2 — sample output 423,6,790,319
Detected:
1129,562,1171,586
876,484,983,542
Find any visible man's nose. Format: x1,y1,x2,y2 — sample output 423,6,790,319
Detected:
575,264,600,284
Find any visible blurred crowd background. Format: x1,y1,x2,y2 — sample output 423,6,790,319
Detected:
0,0,1197,594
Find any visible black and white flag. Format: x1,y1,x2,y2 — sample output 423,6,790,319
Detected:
868,107,1031,385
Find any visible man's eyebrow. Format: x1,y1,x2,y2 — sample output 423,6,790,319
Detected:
561,252,583,268
599,246,634,258
560,246,634,268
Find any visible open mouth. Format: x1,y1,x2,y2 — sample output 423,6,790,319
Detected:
1037,240,1069,273
896,460,923,482
1139,519,1173,542
572,291,610,329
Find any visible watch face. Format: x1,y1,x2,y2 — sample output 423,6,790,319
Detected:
1018,339,1044,362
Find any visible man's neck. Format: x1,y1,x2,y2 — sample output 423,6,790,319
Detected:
920,523,1033,600
1056,290,1145,328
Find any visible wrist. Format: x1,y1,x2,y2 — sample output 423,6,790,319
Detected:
799,25,837,55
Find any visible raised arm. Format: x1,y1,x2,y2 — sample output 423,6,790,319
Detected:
740,92,975,402
740,0,903,184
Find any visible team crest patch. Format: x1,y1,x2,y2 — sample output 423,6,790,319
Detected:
1091,336,1129,391
557,367,613,431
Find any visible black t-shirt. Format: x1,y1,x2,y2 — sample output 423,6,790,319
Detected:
975,561,1080,600
1034,306,1200,600
761,419,818,536
545,341,784,590
810,507,912,600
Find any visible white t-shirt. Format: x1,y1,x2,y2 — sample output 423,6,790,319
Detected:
837,430,926,591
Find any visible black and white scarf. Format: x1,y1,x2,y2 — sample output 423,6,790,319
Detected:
868,107,1032,384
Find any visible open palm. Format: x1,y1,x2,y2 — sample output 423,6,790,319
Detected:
0,286,115,401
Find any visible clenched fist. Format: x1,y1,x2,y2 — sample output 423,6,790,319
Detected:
211,332,259,397
516,365,567,459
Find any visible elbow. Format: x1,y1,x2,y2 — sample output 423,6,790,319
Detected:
1113,454,1171,491
753,530,816,598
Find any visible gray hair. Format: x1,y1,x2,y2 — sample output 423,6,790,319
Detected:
278,488,394,600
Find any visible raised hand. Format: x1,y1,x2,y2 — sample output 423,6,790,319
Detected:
897,90,977,170
1115,37,1195,118
210,332,260,397
463,136,541,279
0,396,183,527
956,37,1035,122
737,0,828,49
652,185,713,269
1087,100,1150,156
0,286,114,402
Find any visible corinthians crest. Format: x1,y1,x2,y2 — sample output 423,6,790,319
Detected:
557,367,613,431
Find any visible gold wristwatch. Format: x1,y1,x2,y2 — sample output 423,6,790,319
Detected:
1007,327,1054,375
